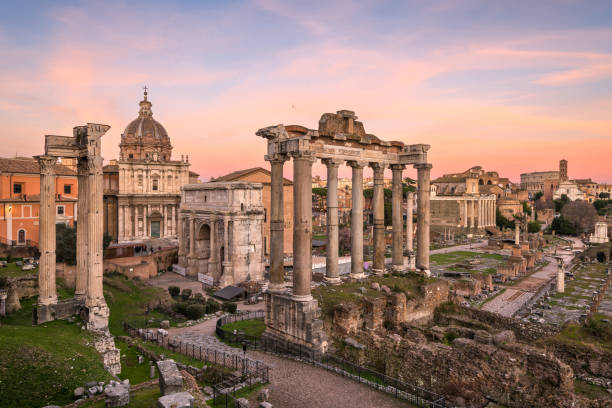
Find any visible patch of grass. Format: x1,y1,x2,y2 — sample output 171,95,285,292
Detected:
115,340,157,384
574,379,611,400
132,339,207,368
0,298,112,408
222,319,266,338
0,262,37,278
80,385,161,408
557,315,612,353
431,251,504,265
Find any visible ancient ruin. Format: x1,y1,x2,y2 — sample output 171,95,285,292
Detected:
178,182,265,286
34,123,120,374
256,110,432,351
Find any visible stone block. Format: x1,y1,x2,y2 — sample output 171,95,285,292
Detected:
157,392,194,408
160,320,170,329
74,387,85,399
236,398,249,408
258,388,270,402
157,359,183,396
104,382,130,407
259,403,273,408
493,330,516,345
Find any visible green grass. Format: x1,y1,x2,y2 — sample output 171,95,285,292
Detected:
557,315,612,353
115,340,158,384
222,319,266,337
79,385,161,408
0,262,37,278
0,298,113,408
132,338,208,368
430,251,504,265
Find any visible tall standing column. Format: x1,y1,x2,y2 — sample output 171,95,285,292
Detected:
477,198,482,228
463,200,468,228
223,217,229,262
292,154,315,300
469,199,475,228
171,205,176,236
349,161,366,279
75,157,89,302
163,205,168,237
323,159,342,284
178,216,185,257
406,192,414,249
268,157,287,293
391,165,405,270
371,163,386,275
86,155,105,308
189,217,196,257
415,163,432,275
37,155,58,306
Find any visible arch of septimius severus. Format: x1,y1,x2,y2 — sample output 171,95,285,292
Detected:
257,110,432,351
35,124,120,375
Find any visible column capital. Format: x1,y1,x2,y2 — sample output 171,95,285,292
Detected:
265,154,289,164
347,160,367,169
290,151,317,163
369,162,387,172
390,164,406,171
321,158,343,168
35,155,57,175
414,163,433,171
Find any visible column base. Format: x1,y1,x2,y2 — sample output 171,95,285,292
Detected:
264,292,328,353
74,293,86,303
34,302,56,324
323,276,342,285
419,269,431,277
291,294,313,302
267,282,287,293
371,268,384,276
350,273,366,280
392,264,407,272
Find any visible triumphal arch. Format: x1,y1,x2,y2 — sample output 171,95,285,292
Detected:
34,123,120,375
257,110,432,351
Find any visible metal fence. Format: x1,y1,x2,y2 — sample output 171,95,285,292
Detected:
210,374,261,408
123,321,270,383
216,313,448,408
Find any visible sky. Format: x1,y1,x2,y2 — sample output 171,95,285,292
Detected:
1,0,611,183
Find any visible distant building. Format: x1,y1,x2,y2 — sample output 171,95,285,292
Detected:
553,180,585,201
0,157,77,247
212,167,293,256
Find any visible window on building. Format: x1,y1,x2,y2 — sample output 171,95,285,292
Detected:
18,229,25,244
64,185,72,195
57,205,65,216
13,183,22,194
152,179,158,191
138,175,143,186
128,153,133,159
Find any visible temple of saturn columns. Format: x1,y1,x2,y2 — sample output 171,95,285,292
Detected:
256,110,432,351
35,124,121,375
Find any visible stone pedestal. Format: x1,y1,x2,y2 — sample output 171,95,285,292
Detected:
263,292,328,352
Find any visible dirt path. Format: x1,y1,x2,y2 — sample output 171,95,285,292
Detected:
249,352,411,408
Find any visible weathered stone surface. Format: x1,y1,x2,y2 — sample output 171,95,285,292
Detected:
157,359,183,396
259,403,273,408
493,330,516,345
258,388,270,402
344,337,365,350
104,382,130,407
160,320,170,329
380,285,391,295
74,386,85,399
236,398,249,408
156,391,194,408
370,282,380,291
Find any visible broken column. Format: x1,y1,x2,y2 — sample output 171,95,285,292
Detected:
371,163,385,275
391,164,405,271
323,158,342,284
36,155,58,322
415,163,432,275
349,161,366,279
268,156,288,293
0,290,7,317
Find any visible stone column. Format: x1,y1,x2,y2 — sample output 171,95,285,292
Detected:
178,216,185,257
477,198,482,228
86,155,105,309
292,153,315,301
556,258,564,293
463,199,468,228
117,204,123,242
75,157,89,302
189,217,195,257
349,161,366,279
323,158,342,284
268,157,287,293
371,163,386,275
171,205,176,236
415,163,432,275
37,155,58,307
391,164,405,271
469,199,475,228
515,223,520,245
163,205,168,237
406,191,415,270
0,291,6,317
209,218,217,272
223,217,229,262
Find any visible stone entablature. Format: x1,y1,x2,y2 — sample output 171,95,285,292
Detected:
178,182,265,286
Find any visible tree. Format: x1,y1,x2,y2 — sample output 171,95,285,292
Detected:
496,208,515,230
522,201,531,214
533,192,544,201
599,192,610,199
402,177,416,197
535,199,554,211
312,187,327,197
527,221,541,233
550,215,577,235
561,201,598,234
56,222,112,266
553,194,569,212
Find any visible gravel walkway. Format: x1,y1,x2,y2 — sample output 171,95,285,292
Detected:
249,351,412,408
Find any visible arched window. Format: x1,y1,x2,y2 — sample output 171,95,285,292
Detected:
478,179,484,185
18,229,26,244
487,180,492,185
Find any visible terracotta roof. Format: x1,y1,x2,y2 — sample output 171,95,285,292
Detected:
213,167,293,185
0,157,76,176
189,170,200,177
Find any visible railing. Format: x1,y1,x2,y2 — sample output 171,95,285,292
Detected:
216,313,448,408
122,321,270,383
210,374,261,408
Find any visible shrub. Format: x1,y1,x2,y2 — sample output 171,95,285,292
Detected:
181,288,192,301
172,301,189,316
185,304,205,320
222,302,237,314
168,286,180,297
205,299,221,314
193,293,205,303
527,221,541,233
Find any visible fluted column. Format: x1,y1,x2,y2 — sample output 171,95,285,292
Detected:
171,205,176,235
349,161,366,279
469,199,475,228
268,157,288,293
323,159,342,284
406,191,414,250
391,165,405,271
163,205,168,237
415,163,432,274
477,198,482,228
371,163,386,275
463,199,468,228
86,155,105,308
37,155,58,306
75,158,89,302
292,153,315,300
223,217,229,262
178,216,186,256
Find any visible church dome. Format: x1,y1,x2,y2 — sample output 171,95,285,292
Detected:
119,89,173,161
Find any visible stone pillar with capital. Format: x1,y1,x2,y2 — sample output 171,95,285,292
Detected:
470,199,475,229
463,199,468,228
349,161,366,279
268,157,288,293
391,164,405,271
415,163,432,275
85,155,106,310
208,218,217,277
323,158,342,284
371,163,386,275
292,153,315,300
75,157,89,302
36,155,58,313
406,191,415,270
